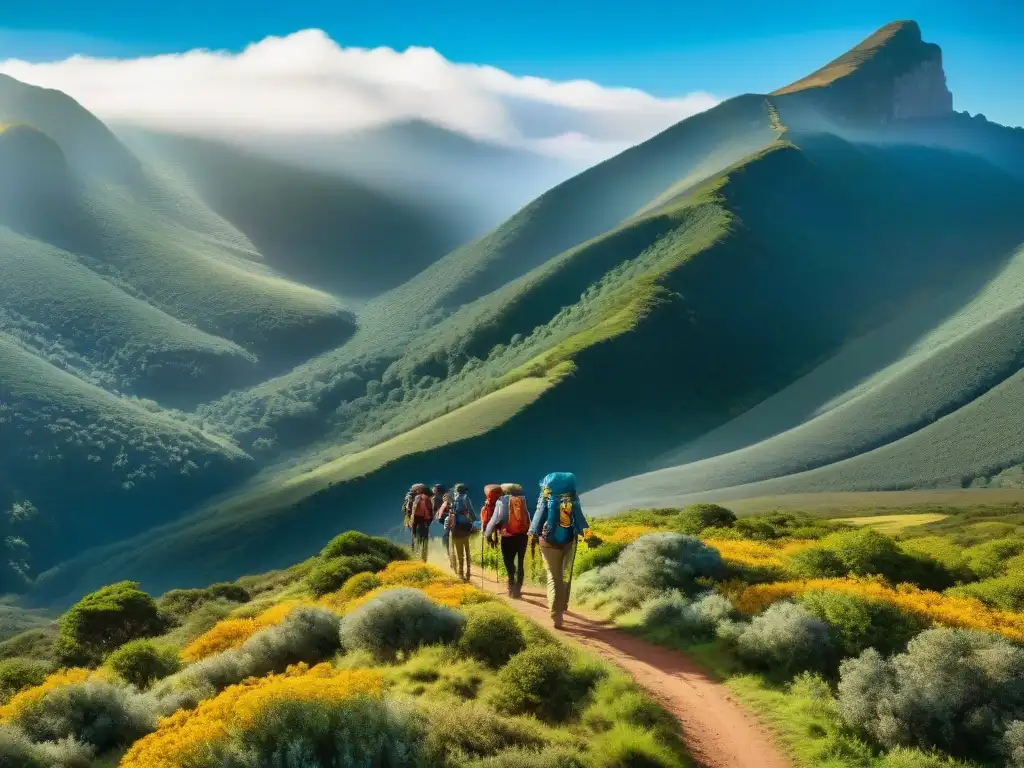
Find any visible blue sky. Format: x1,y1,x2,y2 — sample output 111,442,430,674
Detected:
1,0,1021,127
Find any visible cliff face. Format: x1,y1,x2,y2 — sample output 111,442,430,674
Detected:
892,56,954,120
773,21,954,125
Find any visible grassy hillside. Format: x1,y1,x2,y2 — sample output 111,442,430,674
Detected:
119,128,470,297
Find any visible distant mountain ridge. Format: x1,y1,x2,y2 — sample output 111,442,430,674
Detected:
2,21,1022,605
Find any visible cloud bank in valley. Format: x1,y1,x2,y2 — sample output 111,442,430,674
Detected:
0,29,717,161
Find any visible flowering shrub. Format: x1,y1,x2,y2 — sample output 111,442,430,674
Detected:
0,668,105,721
120,664,384,768
378,561,454,587
728,577,1024,643
607,526,661,544
705,538,817,571
180,600,304,662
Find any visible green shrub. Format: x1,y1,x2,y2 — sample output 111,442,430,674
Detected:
320,531,407,562
788,547,847,579
675,504,736,534
734,518,780,540
421,700,549,762
737,602,834,679
336,571,382,602
948,571,1024,611
0,658,51,703
157,584,249,625
837,628,1024,761
306,553,388,597
793,530,955,589
573,541,626,576
56,581,165,666
1004,720,1024,768
582,673,675,735
577,533,725,611
458,603,527,668
339,588,464,661
191,696,424,766
105,639,181,690
492,646,602,722
639,591,734,644
464,746,586,768
962,536,1024,579
588,722,686,768
8,678,156,752
799,590,923,657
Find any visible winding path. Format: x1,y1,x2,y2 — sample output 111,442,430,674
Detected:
478,573,791,768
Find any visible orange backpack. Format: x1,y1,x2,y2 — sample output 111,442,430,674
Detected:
482,484,502,528
504,495,530,535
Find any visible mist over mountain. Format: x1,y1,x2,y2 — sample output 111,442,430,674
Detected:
0,21,1021,605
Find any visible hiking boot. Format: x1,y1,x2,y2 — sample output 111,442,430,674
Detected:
512,584,523,599
552,613,563,629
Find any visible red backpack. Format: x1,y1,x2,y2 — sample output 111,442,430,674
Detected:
504,495,530,535
413,493,433,520
482,484,502,528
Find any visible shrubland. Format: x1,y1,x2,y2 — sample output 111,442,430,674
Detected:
0,532,687,767
579,502,1024,767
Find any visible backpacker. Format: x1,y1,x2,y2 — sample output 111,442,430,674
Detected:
403,483,429,527
450,492,475,534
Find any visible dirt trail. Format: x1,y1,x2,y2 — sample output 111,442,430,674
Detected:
477,573,791,768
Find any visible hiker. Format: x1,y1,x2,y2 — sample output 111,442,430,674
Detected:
431,484,449,557
528,472,589,628
403,483,433,562
485,482,532,598
481,484,503,549
443,482,477,581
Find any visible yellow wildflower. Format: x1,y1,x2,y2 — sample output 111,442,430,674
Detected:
728,577,1024,642
705,539,817,570
0,667,109,721
119,664,383,768
181,600,305,662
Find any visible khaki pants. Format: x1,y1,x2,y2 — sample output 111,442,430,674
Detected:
452,534,472,579
540,539,576,618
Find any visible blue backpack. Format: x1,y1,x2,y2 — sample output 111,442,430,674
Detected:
539,472,578,547
450,493,475,533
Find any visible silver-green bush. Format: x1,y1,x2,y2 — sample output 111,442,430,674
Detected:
577,533,726,611
639,591,735,643
737,602,833,678
8,679,156,752
837,628,1024,761
340,588,465,661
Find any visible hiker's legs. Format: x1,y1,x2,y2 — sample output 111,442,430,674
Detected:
540,545,567,619
512,535,527,590
500,536,517,594
413,521,429,562
556,540,576,613
455,536,471,579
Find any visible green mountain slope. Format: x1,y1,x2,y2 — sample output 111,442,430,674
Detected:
118,128,470,297
11,20,1024,604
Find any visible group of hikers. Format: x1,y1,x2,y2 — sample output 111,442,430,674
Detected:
402,472,590,628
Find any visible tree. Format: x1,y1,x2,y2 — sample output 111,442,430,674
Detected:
56,581,165,665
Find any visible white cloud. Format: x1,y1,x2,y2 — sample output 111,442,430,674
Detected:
0,29,717,162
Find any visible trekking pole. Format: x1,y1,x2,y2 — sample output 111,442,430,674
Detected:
480,530,485,590
564,535,580,607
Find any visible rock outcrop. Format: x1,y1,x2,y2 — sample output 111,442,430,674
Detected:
773,21,954,125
